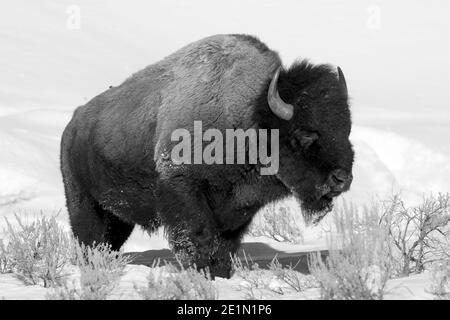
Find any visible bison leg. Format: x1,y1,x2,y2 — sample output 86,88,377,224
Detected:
70,199,134,251
156,175,240,278
208,231,245,278
99,207,135,251
165,225,243,279
65,179,134,250
71,200,134,251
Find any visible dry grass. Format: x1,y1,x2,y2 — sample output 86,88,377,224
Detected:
268,257,318,293
309,202,393,300
380,193,450,276
2,213,72,287
249,202,303,243
231,253,318,299
429,260,450,300
231,253,275,299
47,242,131,300
0,238,15,274
135,260,217,300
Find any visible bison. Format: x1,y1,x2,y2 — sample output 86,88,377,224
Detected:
61,34,354,278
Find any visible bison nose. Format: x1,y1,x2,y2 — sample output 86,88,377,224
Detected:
328,169,352,192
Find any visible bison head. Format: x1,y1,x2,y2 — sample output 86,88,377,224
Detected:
259,61,354,224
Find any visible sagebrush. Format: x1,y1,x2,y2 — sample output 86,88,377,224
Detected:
249,203,303,243
268,257,318,293
380,193,450,276
231,253,317,299
231,253,275,299
0,238,15,274
47,242,130,300
3,213,72,287
309,201,392,300
136,260,217,300
77,242,131,299
429,260,450,300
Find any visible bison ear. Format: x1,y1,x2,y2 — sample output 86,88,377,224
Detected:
337,66,348,100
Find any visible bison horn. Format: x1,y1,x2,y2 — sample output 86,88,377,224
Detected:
267,67,294,120
337,66,348,100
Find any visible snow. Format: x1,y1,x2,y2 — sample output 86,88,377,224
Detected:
384,273,435,300
0,274,49,300
0,265,436,300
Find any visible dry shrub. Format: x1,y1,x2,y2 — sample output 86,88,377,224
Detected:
231,253,318,299
47,242,130,300
136,260,217,300
381,193,450,276
3,213,72,287
249,203,303,243
231,253,274,299
309,202,392,300
75,242,131,299
268,257,318,293
0,238,15,273
429,260,450,300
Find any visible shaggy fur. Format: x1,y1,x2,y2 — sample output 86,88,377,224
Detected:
61,34,354,278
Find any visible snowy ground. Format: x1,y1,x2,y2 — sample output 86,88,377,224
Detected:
0,264,435,300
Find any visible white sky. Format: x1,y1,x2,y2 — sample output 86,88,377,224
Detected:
0,0,449,146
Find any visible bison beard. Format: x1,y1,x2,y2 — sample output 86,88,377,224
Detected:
60,34,354,278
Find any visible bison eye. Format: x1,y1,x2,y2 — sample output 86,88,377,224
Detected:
291,131,318,150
